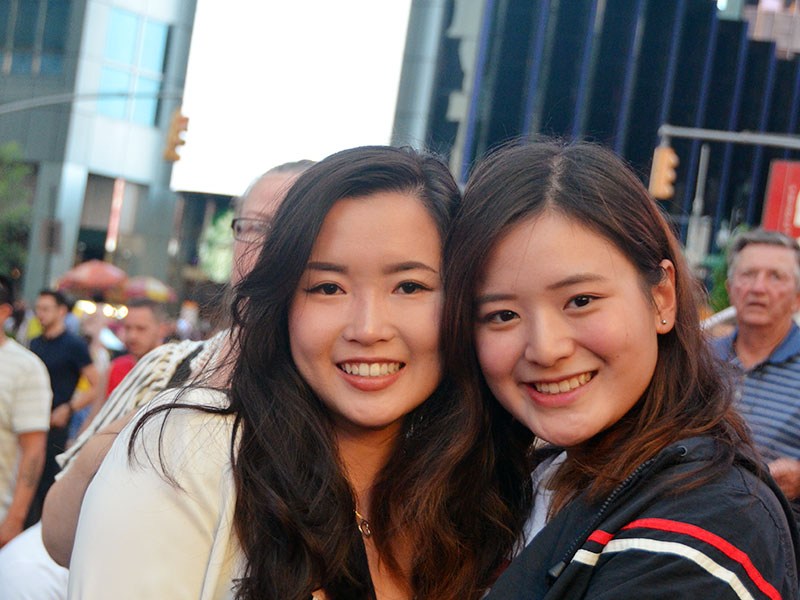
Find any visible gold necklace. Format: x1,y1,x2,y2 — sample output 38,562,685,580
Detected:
354,509,372,538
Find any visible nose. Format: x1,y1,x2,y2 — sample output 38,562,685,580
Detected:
750,272,769,293
522,310,574,368
342,291,395,345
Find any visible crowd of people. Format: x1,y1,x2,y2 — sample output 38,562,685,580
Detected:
0,139,798,599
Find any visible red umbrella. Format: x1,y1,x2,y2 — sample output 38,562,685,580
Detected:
57,260,128,295
117,275,178,303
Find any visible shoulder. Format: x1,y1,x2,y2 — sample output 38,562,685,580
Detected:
63,332,91,361
2,338,45,366
125,387,234,477
709,331,735,359
109,353,136,374
1,339,50,381
601,448,798,598
62,331,87,348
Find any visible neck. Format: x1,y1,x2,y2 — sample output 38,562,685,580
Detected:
335,425,400,512
735,320,793,369
43,321,65,339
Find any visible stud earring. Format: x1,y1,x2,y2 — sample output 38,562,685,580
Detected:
661,319,667,325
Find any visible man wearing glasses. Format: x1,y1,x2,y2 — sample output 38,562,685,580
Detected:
231,160,314,284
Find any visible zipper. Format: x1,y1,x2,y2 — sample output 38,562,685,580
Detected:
546,444,688,582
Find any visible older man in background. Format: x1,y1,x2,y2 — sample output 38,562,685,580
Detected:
714,228,800,517
0,160,312,600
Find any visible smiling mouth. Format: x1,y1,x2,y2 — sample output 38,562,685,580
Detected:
532,371,595,395
338,362,404,377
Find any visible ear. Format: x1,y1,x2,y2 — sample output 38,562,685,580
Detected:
792,287,800,315
653,259,677,334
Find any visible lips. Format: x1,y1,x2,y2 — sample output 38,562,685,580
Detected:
335,361,406,392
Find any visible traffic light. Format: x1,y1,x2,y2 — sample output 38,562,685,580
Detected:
163,109,189,162
649,144,679,199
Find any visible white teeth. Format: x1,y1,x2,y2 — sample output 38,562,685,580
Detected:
533,372,594,395
340,362,402,377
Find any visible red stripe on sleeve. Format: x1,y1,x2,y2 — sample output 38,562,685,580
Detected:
587,530,614,545
621,518,780,600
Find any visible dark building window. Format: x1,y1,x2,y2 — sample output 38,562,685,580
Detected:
2,0,70,75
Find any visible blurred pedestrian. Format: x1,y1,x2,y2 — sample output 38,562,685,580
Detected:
0,276,51,549
78,298,169,431
27,290,99,526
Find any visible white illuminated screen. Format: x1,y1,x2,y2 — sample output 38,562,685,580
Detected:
170,1,413,196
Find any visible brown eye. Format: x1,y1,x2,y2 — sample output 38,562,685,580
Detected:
568,295,596,308
310,283,341,295
485,310,518,323
396,281,427,294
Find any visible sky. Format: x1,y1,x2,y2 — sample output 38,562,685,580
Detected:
170,1,413,196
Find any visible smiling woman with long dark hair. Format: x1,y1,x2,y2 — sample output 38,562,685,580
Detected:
66,146,527,600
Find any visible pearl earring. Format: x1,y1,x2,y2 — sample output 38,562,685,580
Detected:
661,319,667,325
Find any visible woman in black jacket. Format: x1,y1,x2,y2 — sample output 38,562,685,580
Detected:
443,139,800,599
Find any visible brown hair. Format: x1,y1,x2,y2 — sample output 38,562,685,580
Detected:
443,139,751,512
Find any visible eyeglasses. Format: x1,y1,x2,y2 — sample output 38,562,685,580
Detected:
231,218,271,243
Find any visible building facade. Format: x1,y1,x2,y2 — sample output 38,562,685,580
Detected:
393,0,800,253
0,0,196,299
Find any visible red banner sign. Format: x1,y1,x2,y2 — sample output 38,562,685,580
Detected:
763,160,800,238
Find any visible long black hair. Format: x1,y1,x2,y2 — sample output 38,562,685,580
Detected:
134,146,525,599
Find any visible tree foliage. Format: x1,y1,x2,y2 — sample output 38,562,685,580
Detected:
198,207,233,283
0,142,34,276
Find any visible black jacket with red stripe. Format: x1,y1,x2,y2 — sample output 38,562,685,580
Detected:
486,436,800,599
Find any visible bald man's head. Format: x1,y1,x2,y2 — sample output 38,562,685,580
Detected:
231,161,313,284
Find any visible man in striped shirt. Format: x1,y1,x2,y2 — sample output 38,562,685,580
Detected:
714,228,800,511
0,275,51,548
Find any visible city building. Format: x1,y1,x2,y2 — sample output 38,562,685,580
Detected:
0,0,197,300
393,0,800,255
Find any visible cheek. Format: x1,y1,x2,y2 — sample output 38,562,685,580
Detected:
400,294,443,356
287,298,314,370
232,244,260,283
474,328,518,383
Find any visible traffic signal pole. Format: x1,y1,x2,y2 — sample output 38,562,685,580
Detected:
654,124,800,266
657,124,800,151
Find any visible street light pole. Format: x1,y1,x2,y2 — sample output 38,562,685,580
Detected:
658,124,800,151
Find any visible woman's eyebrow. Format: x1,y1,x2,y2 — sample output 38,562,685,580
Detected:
384,261,438,275
476,273,607,304
475,292,516,305
306,262,346,273
547,273,606,290
305,261,438,275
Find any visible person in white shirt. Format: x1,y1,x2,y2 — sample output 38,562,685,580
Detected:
0,275,51,548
